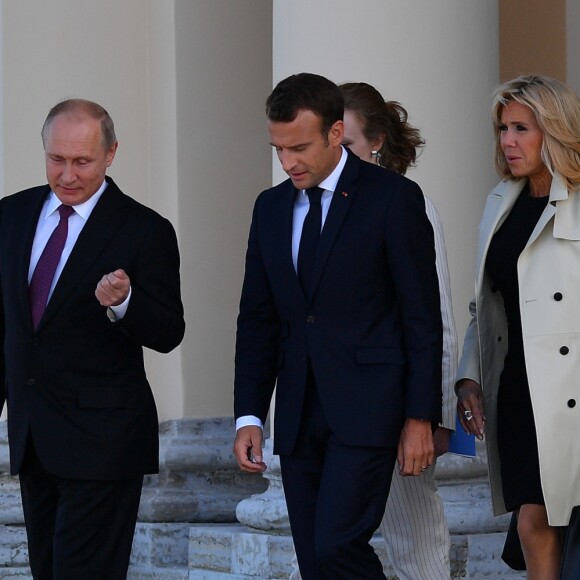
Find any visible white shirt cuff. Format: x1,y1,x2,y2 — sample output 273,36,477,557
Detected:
236,415,263,430
108,286,132,320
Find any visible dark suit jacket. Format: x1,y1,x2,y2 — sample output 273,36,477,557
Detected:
234,151,443,455
0,177,185,479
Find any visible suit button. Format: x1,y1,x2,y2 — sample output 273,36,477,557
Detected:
27,378,36,386
32,337,39,346
302,356,309,362
554,292,563,301
306,315,315,324
497,336,502,342
491,285,498,293
560,346,569,355
568,399,576,408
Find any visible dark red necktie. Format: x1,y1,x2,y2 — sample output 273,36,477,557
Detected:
298,187,323,295
29,204,74,329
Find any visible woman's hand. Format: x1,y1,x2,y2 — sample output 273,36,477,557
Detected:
457,379,486,440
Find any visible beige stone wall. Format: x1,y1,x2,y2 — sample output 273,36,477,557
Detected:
1,1,574,424
273,0,500,346
172,0,273,418
567,0,580,94
0,0,272,420
499,0,566,82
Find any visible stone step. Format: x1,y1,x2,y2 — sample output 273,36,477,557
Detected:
0,520,526,578
128,522,526,579
0,524,30,579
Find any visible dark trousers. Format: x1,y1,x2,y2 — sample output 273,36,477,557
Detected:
561,506,580,579
19,437,143,580
280,376,397,580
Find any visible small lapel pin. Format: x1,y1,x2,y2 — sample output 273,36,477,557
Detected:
341,191,348,197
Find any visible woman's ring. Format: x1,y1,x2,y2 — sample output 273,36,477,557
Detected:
421,465,427,470
464,410,473,421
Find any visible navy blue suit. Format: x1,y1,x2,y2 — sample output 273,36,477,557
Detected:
234,151,443,578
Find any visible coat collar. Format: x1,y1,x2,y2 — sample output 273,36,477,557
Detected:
476,173,576,284
549,173,580,241
475,178,523,280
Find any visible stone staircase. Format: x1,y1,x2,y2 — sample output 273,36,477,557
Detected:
0,420,525,579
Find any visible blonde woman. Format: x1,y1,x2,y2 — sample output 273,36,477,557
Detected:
457,75,580,579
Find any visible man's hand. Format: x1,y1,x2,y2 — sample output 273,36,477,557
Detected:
95,269,131,307
456,378,485,440
233,425,267,473
433,426,451,457
397,418,434,476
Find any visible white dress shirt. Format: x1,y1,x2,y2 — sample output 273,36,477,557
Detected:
28,180,130,319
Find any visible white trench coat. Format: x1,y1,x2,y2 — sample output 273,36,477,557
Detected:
457,174,580,526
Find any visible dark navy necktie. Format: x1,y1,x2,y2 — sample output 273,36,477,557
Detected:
29,204,74,329
298,187,323,295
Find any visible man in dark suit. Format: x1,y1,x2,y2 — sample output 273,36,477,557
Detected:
233,73,443,579
0,99,185,579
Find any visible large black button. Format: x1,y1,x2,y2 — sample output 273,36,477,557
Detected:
27,378,36,386
32,337,39,346
497,336,502,342
568,399,576,408
306,315,315,324
554,292,563,301
560,346,570,355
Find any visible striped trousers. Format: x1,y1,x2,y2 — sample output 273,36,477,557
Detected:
379,462,450,580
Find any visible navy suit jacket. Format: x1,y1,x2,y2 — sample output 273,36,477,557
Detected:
0,177,185,479
234,151,443,455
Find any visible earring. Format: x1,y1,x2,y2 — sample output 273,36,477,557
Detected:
371,150,381,166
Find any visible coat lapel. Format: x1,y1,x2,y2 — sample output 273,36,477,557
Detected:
532,173,578,243
475,179,523,286
476,175,574,290
281,183,306,304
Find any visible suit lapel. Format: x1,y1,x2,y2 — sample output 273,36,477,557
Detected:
16,187,50,329
38,179,129,330
279,183,305,304
306,153,358,303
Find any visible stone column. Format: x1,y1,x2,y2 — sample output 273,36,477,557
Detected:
235,438,289,533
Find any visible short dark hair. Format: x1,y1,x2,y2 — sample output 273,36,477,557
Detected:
266,73,344,137
42,98,117,150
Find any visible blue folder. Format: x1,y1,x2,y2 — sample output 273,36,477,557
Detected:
448,413,476,457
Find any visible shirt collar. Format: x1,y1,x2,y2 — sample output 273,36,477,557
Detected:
46,179,108,220
301,146,348,198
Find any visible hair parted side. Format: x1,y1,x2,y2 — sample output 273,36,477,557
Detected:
491,75,580,190
266,73,344,142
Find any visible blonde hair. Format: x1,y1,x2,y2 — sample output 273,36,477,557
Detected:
492,75,580,191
